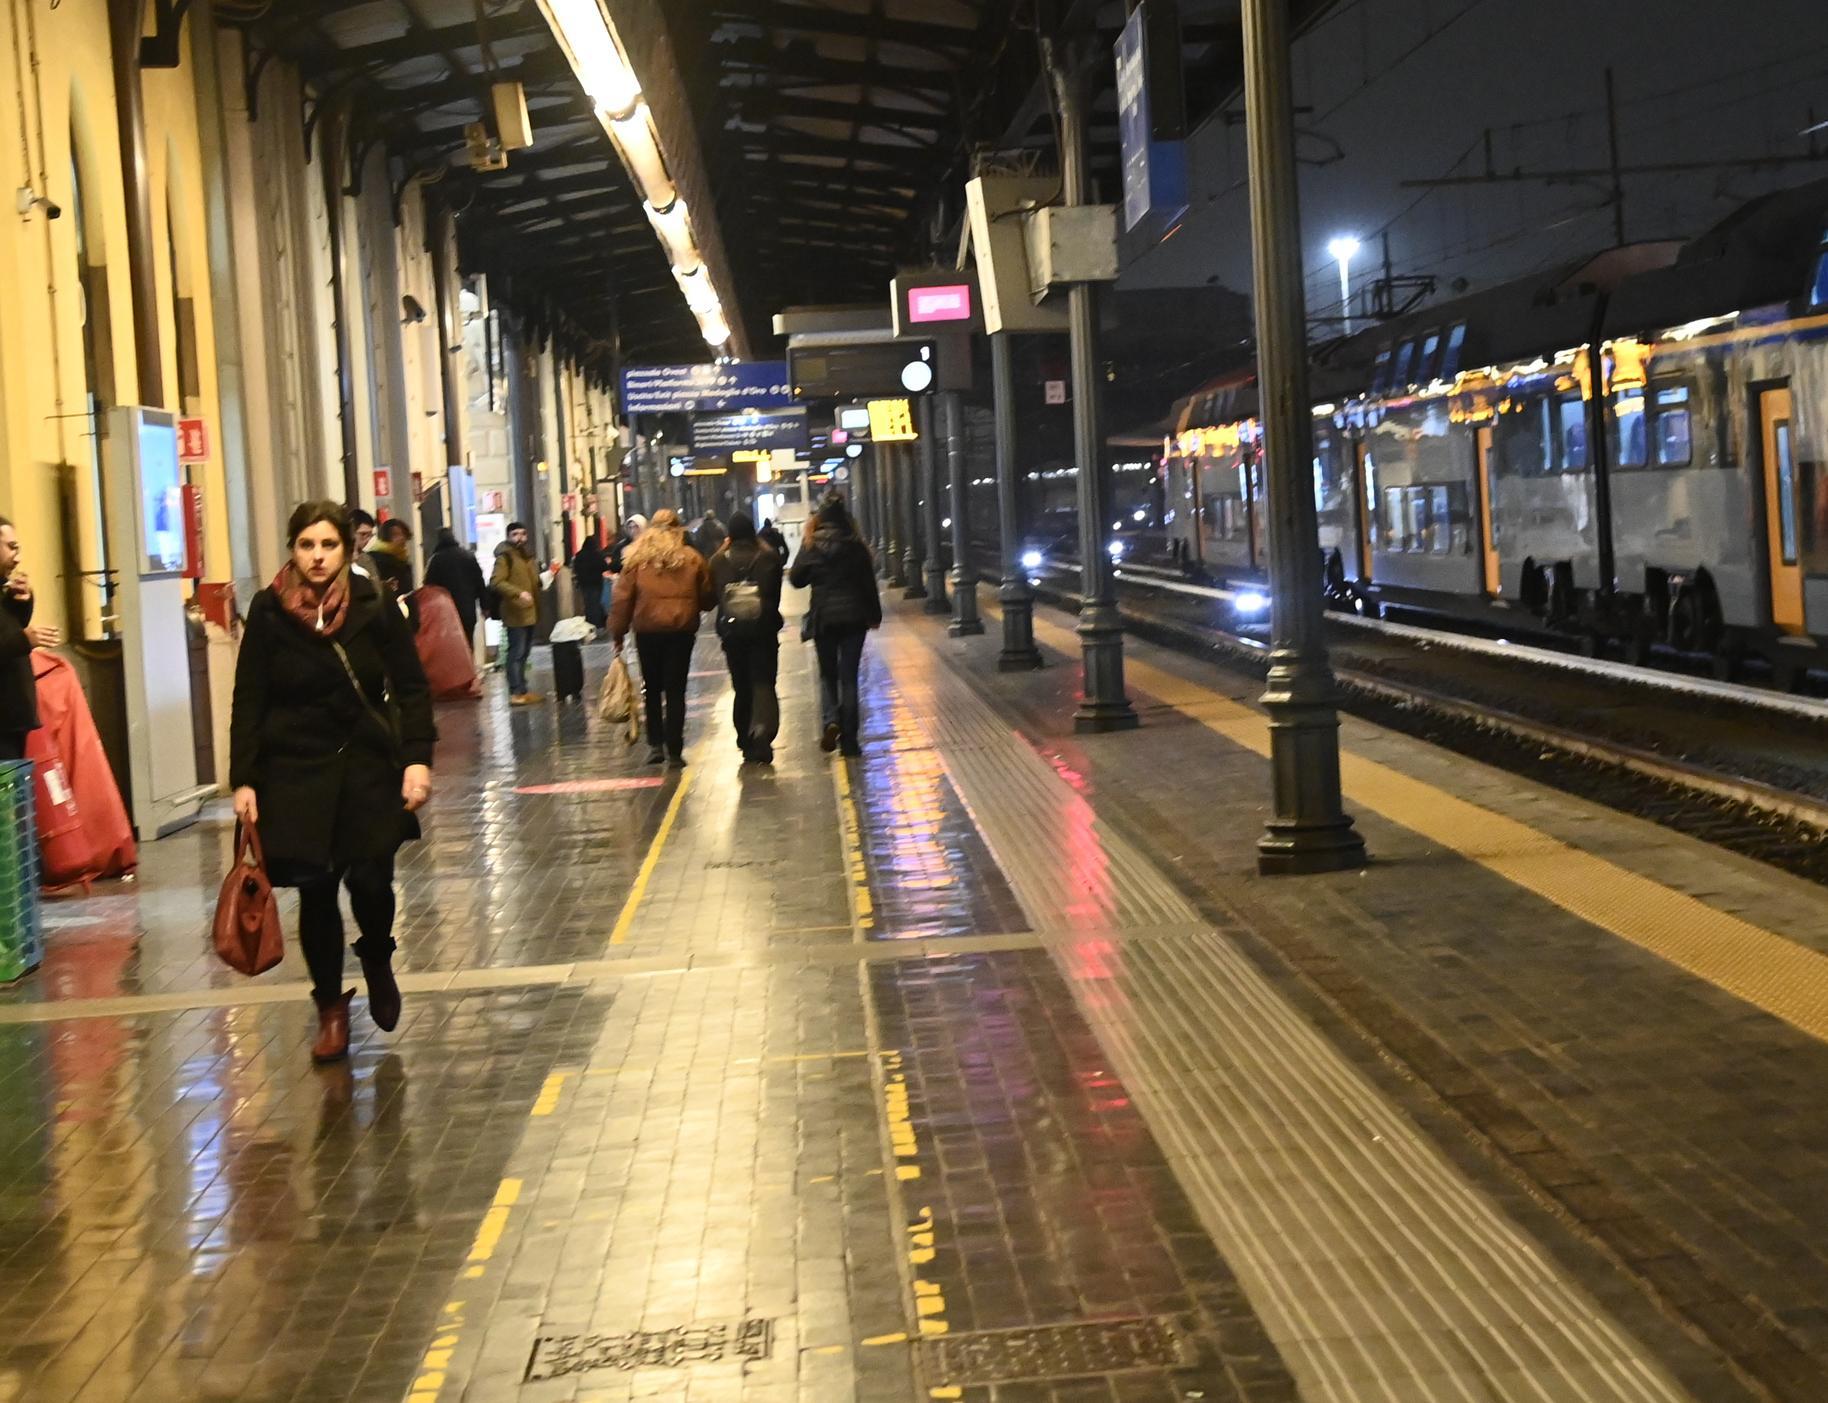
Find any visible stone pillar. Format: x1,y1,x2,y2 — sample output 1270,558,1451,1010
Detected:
945,393,983,636
993,333,1042,670
918,398,949,612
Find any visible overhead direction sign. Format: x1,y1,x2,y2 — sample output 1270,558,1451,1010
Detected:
620,362,793,415
689,407,810,455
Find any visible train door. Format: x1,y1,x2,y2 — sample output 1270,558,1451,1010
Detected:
1247,449,1267,571
1353,440,1373,579
1760,386,1804,633
1474,425,1500,595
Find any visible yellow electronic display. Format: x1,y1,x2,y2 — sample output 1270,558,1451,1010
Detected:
867,398,918,442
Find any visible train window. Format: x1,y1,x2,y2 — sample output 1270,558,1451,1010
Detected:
1776,421,1799,564
1812,243,1828,309
1370,347,1393,396
1496,398,1553,477
1612,390,1648,469
1440,322,1468,378
1653,384,1693,467
1557,395,1589,471
1416,332,1441,383
1391,341,1417,388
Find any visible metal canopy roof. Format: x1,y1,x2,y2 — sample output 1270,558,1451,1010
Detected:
228,1,1343,376
231,0,709,368
664,0,1340,352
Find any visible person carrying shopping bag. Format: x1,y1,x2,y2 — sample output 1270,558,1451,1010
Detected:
608,509,714,767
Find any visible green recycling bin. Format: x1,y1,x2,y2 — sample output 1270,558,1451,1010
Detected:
0,760,42,982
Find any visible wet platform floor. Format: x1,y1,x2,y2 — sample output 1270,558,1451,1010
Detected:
7,593,1828,1401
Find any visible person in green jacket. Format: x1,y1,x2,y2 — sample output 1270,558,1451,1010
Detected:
490,522,543,704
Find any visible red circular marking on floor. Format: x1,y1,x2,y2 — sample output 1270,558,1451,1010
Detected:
514,778,668,795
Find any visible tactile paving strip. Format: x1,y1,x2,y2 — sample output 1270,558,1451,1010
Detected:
883,623,1695,1403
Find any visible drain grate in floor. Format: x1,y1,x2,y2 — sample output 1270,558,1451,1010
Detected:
919,1317,1190,1385
526,1318,773,1379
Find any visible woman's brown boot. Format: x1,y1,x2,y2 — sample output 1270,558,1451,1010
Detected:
312,989,354,1063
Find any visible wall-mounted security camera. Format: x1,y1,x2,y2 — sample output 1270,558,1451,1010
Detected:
401,294,428,325
14,187,58,219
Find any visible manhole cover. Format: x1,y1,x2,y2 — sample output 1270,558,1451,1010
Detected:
920,1317,1190,1385
526,1318,773,1379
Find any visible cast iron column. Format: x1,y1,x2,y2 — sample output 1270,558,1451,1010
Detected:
945,392,984,635
1241,0,1366,875
918,397,949,612
901,436,926,599
108,0,163,405
884,444,907,587
1049,41,1136,732
854,449,876,567
993,333,1041,669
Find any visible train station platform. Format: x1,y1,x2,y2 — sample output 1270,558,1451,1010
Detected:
5,594,1828,1403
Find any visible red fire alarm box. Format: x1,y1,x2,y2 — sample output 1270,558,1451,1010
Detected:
181,484,204,579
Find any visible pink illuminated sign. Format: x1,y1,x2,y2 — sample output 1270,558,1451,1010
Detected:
907,284,973,324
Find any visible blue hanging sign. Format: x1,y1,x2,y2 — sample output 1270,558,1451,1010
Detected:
620,362,794,415
1115,3,1189,234
689,407,811,454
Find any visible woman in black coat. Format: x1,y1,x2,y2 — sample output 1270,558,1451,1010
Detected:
788,494,881,758
230,501,437,1063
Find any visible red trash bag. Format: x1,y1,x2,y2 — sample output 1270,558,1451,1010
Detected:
413,585,482,701
27,652,137,891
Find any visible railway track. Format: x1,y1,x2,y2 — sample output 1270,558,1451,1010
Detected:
1022,559,1828,885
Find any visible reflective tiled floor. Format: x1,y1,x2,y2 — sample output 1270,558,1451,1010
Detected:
12,593,1814,1402
0,627,1298,1403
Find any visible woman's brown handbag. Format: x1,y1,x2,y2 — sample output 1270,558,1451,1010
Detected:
213,822,285,976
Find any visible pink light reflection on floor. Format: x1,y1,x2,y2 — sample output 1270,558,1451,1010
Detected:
513,779,667,795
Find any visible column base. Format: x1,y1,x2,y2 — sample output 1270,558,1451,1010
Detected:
1256,820,1367,876
902,582,929,601
922,564,950,613
998,649,1043,672
949,618,986,637
1072,700,1140,733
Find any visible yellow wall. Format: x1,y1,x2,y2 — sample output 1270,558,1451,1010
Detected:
0,2,232,635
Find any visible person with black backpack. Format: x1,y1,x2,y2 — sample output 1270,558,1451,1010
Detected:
709,512,785,765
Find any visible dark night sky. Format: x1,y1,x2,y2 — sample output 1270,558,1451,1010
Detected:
1121,0,1828,329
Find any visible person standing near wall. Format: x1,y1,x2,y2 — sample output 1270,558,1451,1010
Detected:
490,522,542,705
0,518,61,760
423,528,487,644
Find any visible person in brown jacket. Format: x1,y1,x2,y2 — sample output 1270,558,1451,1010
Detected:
608,508,714,766
490,523,544,704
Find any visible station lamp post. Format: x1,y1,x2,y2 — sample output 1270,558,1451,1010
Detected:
1327,235,1360,336
1242,0,1366,874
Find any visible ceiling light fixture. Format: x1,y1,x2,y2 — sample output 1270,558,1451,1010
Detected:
535,0,734,350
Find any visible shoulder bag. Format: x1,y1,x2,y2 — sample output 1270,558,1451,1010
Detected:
331,637,404,767
213,822,285,976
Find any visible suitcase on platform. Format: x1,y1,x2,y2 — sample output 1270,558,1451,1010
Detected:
550,639,585,700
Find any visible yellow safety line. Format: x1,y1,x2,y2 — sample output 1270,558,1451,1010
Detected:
405,1177,524,1402
608,771,692,946
833,758,876,936
1023,611,1828,1046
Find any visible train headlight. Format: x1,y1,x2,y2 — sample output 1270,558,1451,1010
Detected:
1234,590,1269,615
1021,549,1043,571
1107,540,1125,559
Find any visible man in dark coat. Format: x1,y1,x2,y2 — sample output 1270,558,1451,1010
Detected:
708,513,784,764
789,494,881,758
0,517,60,760
422,528,487,641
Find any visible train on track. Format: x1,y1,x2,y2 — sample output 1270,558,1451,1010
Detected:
1153,177,1828,683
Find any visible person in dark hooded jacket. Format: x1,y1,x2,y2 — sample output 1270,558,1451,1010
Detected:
422,528,488,643
709,512,784,764
788,494,880,757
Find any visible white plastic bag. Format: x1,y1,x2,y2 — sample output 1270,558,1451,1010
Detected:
550,617,596,644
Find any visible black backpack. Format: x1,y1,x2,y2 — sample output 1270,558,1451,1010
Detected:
721,554,768,639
